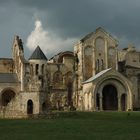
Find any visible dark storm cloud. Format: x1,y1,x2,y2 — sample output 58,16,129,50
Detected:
14,0,140,42
1,0,140,58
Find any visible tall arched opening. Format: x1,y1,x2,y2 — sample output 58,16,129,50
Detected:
1,89,16,106
102,85,118,110
27,100,33,114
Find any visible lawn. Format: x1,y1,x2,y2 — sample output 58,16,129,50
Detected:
0,112,140,140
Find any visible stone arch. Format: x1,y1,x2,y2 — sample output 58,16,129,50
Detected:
94,75,132,111
1,88,16,106
27,99,33,114
57,52,74,63
84,45,93,80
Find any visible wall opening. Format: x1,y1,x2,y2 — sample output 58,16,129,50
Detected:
35,64,39,75
27,100,33,114
102,85,118,110
42,102,47,112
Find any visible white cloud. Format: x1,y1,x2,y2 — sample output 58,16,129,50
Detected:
26,20,77,58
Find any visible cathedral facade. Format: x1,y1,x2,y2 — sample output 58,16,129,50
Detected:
0,27,140,118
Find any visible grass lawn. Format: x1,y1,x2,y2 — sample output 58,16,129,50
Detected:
0,112,140,140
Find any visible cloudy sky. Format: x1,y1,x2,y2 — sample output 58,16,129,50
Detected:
1,0,140,59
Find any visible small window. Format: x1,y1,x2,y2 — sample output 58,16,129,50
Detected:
36,64,39,75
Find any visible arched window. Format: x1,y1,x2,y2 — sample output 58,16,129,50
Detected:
35,64,39,75
95,37,105,52
2,89,16,106
95,37,105,73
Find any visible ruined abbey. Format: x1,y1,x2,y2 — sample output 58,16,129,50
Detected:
0,27,140,118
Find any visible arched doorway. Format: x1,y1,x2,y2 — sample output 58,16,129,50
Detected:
102,85,118,110
121,94,126,111
27,100,33,114
2,89,16,106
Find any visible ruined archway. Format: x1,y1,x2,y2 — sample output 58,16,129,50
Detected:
102,85,118,110
1,89,16,106
27,100,33,114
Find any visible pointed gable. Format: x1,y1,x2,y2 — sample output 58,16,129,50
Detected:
29,46,47,60
80,27,118,44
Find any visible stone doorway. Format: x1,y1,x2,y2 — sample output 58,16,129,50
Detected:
2,89,16,106
102,85,118,110
121,94,126,111
27,100,33,114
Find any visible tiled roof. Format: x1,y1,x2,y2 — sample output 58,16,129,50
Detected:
0,73,18,83
29,46,47,60
83,68,112,84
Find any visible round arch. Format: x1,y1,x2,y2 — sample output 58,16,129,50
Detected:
94,75,132,111
27,99,33,115
1,88,16,106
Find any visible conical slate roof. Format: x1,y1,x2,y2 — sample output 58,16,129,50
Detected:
29,46,47,60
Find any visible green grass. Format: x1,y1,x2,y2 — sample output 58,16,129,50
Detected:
0,112,140,140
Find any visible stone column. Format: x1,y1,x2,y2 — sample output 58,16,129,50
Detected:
118,96,121,111
99,95,103,111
